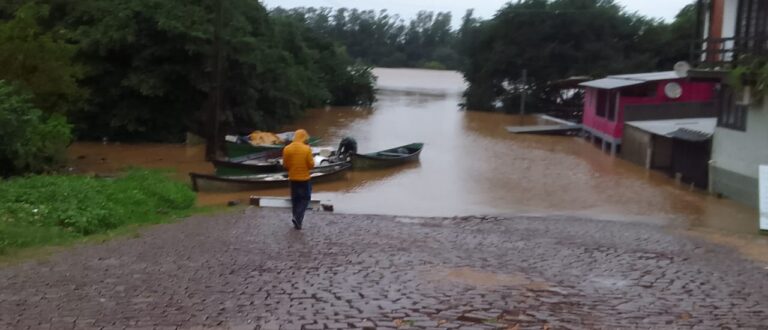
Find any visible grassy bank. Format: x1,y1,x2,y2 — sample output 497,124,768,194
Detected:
0,169,197,254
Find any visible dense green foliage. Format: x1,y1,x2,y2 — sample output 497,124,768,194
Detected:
0,3,86,115
0,0,700,144
0,169,196,252
0,0,376,143
0,81,72,177
728,55,768,102
458,0,697,111
67,0,375,140
271,7,461,69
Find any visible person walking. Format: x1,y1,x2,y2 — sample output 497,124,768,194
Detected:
282,129,314,230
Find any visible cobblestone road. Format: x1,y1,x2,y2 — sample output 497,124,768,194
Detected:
1,208,768,329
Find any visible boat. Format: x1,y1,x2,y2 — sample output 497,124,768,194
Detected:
224,134,322,158
351,143,424,169
189,162,351,192
211,158,283,176
213,147,339,176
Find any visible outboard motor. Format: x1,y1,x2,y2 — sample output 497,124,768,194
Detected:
336,137,358,161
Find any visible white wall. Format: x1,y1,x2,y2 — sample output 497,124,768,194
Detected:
712,100,768,179
701,8,710,62
722,0,739,38
703,4,710,39
721,0,739,61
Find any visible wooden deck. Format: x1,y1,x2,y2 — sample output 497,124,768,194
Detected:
506,124,583,135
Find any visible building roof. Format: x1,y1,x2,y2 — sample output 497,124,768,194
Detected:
549,76,592,88
579,71,683,90
667,128,713,142
609,71,682,81
626,118,717,142
579,78,646,89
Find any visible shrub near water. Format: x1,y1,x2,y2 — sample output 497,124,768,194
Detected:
0,169,196,252
0,81,72,177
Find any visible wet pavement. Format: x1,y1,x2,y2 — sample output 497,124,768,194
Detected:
2,209,767,329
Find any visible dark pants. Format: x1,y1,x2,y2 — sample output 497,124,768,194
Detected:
290,181,312,226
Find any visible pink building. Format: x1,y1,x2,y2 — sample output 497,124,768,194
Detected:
579,71,718,154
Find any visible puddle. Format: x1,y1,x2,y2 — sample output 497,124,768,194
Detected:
425,266,550,289
682,228,768,265
394,217,425,224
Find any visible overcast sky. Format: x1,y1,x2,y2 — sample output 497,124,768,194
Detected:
263,0,693,26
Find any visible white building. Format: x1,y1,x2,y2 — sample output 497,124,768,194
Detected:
695,0,768,207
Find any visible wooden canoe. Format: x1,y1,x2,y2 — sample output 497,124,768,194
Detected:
189,162,351,192
213,147,338,176
225,136,322,158
211,158,283,176
351,143,424,169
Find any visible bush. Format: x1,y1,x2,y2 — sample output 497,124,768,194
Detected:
422,61,447,70
0,169,196,252
0,3,86,115
0,81,72,177
327,65,377,106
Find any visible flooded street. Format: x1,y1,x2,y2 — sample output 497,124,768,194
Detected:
69,68,761,235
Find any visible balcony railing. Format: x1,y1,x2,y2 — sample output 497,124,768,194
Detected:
692,36,768,67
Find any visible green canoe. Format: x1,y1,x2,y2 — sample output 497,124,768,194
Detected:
215,145,339,176
189,162,351,192
224,136,322,158
212,157,284,176
351,143,424,169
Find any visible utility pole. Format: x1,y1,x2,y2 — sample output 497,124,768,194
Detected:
519,69,527,124
206,0,224,161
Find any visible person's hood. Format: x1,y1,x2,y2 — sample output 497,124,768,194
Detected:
293,129,309,144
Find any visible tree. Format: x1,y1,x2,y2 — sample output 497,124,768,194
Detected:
0,3,85,115
38,0,377,141
0,81,72,177
273,7,460,70
459,0,691,111
662,4,698,68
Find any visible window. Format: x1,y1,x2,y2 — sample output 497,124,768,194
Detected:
607,91,618,121
718,86,748,131
596,90,607,117
621,83,657,98
735,0,768,57
595,90,618,121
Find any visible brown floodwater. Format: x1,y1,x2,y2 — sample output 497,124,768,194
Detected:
67,68,762,236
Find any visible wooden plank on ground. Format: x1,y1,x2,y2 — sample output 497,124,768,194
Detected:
506,124,582,135
249,196,332,211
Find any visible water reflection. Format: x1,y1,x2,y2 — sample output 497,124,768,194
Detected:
68,143,211,181
282,106,376,142
344,162,422,191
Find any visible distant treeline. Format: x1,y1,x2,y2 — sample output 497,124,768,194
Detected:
271,7,462,70
275,0,697,112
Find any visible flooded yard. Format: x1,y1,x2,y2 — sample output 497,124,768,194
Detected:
68,68,760,235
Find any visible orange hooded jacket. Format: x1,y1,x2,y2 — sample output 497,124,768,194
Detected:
282,129,315,181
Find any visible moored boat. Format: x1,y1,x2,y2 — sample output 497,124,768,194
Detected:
211,158,283,176
213,147,338,176
225,134,322,158
189,162,351,192
351,143,424,169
